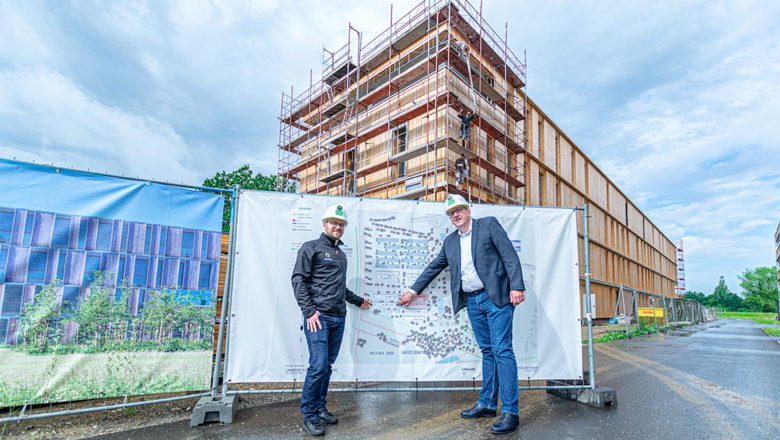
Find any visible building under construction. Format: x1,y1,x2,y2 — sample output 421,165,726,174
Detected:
277,0,679,318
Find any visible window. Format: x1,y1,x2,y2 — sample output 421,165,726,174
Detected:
56,253,66,281
133,257,148,286
0,245,8,281
22,212,34,245
51,216,70,248
156,260,163,286
181,231,194,258
77,219,88,249
96,220,113,251
120,224,129,252
198,262,212,289
83,253,101,284
27,249,47,283
137,289,146,314
0,318,7,343
201,234,209,259
393,126,408,177
158,228,167,256
1,284,23,316
178,261,185,288
144,225,152,254
0,209,14,243
117,256,126,285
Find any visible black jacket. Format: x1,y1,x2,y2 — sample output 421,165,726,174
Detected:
291,233,364,318
411,217,524,314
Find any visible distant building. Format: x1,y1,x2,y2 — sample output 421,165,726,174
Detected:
0,206,221,345
775,221,780,315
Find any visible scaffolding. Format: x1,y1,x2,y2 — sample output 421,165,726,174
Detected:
675,240,685,296
278,0,527,204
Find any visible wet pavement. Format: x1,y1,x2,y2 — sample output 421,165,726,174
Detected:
93,319,780,439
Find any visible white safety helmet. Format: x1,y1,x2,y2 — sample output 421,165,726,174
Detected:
322,204,348,225
444,194,469,215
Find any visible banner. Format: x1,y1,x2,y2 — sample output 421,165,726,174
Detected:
638,308,664,318
226,191,582,382
0,159,223,406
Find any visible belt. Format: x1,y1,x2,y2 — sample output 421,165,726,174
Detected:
464,288,484,295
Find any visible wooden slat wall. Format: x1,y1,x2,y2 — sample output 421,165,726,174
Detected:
525,101,678,319
212,233,230,366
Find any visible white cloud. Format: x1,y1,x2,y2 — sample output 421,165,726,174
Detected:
0,67,197,183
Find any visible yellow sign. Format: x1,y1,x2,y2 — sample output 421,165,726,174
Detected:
638,307,664,317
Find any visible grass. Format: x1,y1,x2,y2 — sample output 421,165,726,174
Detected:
722,311,778,325
762,328,780,337
583,324,666,344
0,348,211,407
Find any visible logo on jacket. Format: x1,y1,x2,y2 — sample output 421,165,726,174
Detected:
324,252,332,260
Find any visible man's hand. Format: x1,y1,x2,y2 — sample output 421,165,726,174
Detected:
397,291,415,307
360,299,372,309
306,311,322,332
510,290,525,306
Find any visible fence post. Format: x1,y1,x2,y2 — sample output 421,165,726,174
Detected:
583,203,596,388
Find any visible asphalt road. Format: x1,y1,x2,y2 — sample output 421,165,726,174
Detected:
92,319,780,439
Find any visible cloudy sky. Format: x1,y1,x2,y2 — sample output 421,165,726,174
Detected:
1,0,778,295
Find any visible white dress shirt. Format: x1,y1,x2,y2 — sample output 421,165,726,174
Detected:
458,220,484,293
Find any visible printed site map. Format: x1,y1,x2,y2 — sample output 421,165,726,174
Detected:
345,213,538,379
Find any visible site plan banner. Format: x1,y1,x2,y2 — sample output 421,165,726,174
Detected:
227,191,582,382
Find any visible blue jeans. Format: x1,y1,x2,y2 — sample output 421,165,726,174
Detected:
301,313,345,420
466,291,519,415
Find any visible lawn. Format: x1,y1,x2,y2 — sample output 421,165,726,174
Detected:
0,348,211,407
762,328,780,337
722,311,778,325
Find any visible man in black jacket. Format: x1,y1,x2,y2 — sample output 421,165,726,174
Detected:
292,204,371,436
398,194,524,435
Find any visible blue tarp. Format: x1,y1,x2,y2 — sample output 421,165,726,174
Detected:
0,158,223,232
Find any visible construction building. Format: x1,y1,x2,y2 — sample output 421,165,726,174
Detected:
276,0,678,319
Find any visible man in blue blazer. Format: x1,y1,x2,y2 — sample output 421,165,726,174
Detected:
398,194,525,435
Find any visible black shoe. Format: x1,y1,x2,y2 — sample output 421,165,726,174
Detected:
318,409,339,424
461,403,497,419
490,414,519,435
303,419,325,436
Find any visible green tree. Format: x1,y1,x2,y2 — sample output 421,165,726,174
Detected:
76,272,115,349
739,267,778,313
142,288,181,349
707,276,744,311
684,291,706,303
203,165,297,232
18,282,64,353
108,283,134,348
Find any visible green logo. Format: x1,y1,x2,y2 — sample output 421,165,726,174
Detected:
447,195,454,205
335,205,344,215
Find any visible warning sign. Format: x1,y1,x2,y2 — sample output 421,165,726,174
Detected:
638,308,664,318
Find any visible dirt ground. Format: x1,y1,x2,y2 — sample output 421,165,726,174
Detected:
0,388,294,440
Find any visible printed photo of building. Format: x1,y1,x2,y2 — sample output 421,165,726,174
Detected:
0,206,222,345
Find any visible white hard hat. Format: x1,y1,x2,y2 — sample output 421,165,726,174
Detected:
444,194,469,215
322,204,348,225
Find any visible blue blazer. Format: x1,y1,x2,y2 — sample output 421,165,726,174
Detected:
411,216,525,314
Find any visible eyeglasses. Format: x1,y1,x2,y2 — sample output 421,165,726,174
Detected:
447,207,467,218
326,220,346,228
